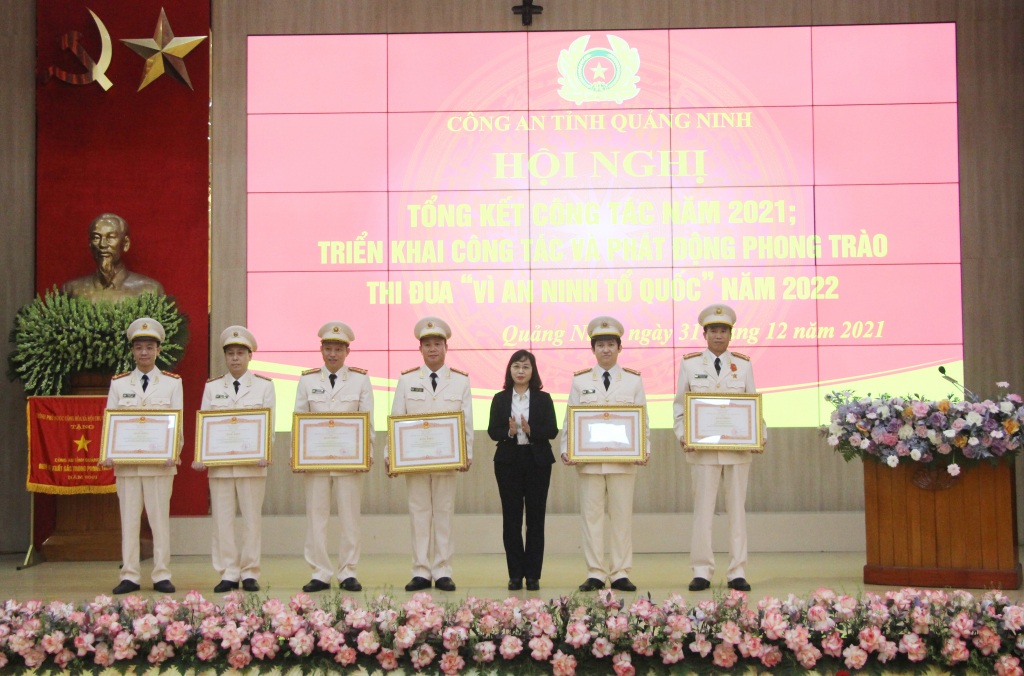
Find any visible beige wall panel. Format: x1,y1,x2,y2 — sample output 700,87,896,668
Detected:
669,0,811,28
811,0,955,24
0,1,35,552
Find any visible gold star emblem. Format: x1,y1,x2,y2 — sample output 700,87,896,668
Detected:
590,63,607,80
73,434,91,453
121,8,206,91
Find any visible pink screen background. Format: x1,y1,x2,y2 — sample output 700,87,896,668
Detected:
246,24,961,426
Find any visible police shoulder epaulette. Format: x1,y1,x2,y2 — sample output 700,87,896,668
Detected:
450,367,468,377
683,352,702,360
348,367,367,375
574,368,592,376
113,371,131,380
623,367,641,376
162,371,181,379
732,352,750,361
401,366,419,375
207,374,223,383
255,373,273,381
301,367,320,376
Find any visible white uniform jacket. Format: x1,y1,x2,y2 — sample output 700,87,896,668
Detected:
106,368,183,477
672,349,765,466
293,365,374,473
390,364,474,462
200,371,277,478
560,364,650,475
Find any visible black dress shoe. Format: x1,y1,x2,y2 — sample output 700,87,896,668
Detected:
214,580,239,593
434,577,456,592
688,577,711,591
526,579,540,591
578,577,605,592
340,577,362,592
153,580,175,594
727,577,751,592
242,578,260,592
302,579,331,593
611,578,637,592
112,580,140,595
508,578,523,591
405,576,431,592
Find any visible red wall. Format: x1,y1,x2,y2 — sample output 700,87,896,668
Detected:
36,0,210,516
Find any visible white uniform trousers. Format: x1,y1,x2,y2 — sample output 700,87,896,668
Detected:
304,473,363,583
579,473,635,583
406,472,457,580
116,476,173,584
690,463,750,581
210,477,266,582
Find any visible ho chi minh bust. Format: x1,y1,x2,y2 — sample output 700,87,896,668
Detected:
62,213,164,303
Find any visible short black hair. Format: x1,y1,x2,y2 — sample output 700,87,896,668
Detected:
223,344,253,354
503,350,543,391
590,334,622,349
419,336,447,346
702,323,733,334
131,337,160,346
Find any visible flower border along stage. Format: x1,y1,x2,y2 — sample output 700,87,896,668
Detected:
5,589,1024,676
820,383,1023,477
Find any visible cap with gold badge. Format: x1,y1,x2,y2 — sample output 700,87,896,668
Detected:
698,303,737,328
220,325,257,351
414,316,451,341
318,322,355,343
587,316,624,340
126,317,165,343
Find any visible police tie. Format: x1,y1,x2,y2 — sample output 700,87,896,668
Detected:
603,371,611,391
233,380,240,394
431,372,438,391
141,374,149,392
329,373,336,389
714,357,721,375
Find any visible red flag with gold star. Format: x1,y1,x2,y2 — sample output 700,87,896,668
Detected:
27,396,114,494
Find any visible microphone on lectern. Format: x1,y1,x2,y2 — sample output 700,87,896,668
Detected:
937,365,977,401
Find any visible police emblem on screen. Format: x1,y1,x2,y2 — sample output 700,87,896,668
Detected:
557,34,641,105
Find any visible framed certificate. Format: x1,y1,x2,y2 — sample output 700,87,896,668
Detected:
387,411,467,475
292,412,371,472
683,392,764,452
99,409,182,465
196,409,272,466
566,406,647,463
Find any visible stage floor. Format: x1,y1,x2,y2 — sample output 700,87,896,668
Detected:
4,552,1024,602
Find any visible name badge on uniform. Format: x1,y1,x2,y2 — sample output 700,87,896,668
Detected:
122,393,136,398
695,374,709,379
215,394,229,399
312,388,325,394
410,387,424,392
582,389,596,394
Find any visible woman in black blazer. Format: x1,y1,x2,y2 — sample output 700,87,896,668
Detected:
487,350,558,591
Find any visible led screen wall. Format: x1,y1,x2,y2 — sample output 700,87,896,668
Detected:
246,25,961,431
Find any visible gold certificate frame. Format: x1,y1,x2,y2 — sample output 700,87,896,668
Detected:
566,405,647,463
99,409,182,465
292,412,371,472
387,411,467,475
683,392,764,452
196,408,272,466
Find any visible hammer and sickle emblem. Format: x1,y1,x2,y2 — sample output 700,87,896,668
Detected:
46,9,113,91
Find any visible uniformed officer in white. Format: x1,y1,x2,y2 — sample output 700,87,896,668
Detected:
103,318,183,595
673,303,766,592
294,322,373,593
193,326,275,593
388,316,473,593
560,316,650,593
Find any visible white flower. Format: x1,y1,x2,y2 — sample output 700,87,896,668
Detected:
829,422,841,435
947,464,961,476
927,430,939,443
827,435,840,447
878,405,891,419
898,425,914,440
998,382,1010,388
968,437,980,446
886,456,899,468
943,429,957,438
1001,402,1014,414
966,411,983,426
859,397,872,405
910,449,922,461
992,430,1005,439
860,439,871,450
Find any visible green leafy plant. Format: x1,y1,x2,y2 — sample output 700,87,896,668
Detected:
6,287,189,396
